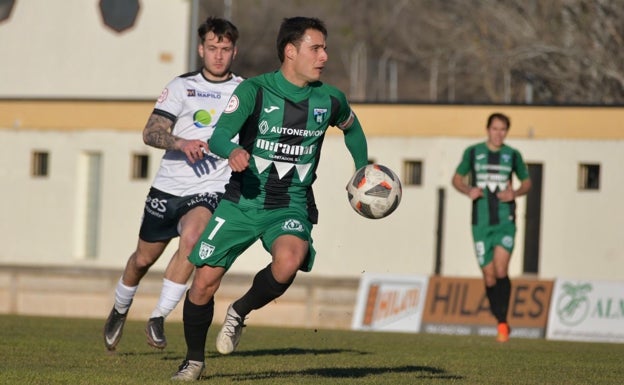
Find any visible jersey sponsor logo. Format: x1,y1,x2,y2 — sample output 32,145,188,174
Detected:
157,88,169,103
264,106,280,113
224,95,239,113
186,88,223,99
282,219,304,232
313,108,327,123
198,241,215,260
269,126,323,137
474,162,512,192
256,138,316,156
193,109,214,127
145,196,167,218
259,120,269,135
474,164,511,172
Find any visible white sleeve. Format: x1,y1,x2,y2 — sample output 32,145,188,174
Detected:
153,77,184,118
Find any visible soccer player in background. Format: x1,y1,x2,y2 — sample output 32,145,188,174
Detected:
103,17,242,351
451,112,531,342
171,16,369,380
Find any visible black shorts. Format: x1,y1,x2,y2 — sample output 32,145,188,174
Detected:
138,187,222,242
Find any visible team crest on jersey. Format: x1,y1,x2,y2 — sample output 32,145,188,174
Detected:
502,154,511,163
224,95,239,113
313,108,328,123
198,241,215,260
502,236,514,248
282,219,304,232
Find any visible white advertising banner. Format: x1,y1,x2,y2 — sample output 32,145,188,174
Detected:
351,273,429,332
546,278,624,343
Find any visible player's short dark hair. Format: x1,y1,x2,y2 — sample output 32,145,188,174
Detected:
276,16,327,63
487,112,511,130
198,16,239,45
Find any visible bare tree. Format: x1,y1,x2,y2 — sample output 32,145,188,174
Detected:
197,0,624,104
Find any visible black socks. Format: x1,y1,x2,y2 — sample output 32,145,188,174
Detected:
233,264,293,317
486,276,511,323
183,291,214,362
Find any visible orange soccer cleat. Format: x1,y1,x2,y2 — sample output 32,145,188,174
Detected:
496,322,510,343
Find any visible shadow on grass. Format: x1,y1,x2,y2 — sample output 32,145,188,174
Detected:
203,365,463,381
210,347,370,358
119,347,369,361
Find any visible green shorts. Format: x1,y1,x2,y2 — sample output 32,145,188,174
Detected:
471,222,516,268
188,199,316,272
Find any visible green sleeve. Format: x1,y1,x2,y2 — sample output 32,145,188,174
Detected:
343,114,368,169
209,80,257,159
514,149,530,180
455,146,472,176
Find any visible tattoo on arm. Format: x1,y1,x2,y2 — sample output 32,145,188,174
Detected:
143,114,176,150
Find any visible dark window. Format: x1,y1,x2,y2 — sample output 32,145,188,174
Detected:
99,0,140,33
131,153,149,180
403,160,423,186
32,151,49,177
578,163,600,191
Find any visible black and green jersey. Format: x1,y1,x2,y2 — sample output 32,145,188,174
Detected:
455,142,529,226
209,70,368,216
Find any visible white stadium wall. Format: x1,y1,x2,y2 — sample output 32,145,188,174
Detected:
0,1,622,283
1,115,623,282
0,0,190,99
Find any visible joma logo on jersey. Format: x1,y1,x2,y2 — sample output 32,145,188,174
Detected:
256,138,316,156
198,242,215,260
313,108,327,123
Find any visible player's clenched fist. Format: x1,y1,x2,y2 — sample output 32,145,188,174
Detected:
228,147,250,171
177,138,210,163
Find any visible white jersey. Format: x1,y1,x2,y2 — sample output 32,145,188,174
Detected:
151,71,243,196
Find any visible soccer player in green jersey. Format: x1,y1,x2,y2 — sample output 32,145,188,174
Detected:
171,17,368,380
452,112,531,343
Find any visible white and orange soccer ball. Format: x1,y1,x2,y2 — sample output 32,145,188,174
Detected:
346,164,402,219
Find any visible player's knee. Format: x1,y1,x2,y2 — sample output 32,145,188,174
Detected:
179,228,204,253
132,251,159,271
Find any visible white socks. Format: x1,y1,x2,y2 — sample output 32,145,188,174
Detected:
114,278,138,314
150,278,188,319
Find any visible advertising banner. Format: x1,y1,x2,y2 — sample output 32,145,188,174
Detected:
351,273,429,332
421,276,553,338
546,279,624,343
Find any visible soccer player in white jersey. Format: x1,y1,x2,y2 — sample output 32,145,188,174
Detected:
103,17,243,352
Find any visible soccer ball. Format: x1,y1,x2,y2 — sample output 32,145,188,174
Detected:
347,164,402,219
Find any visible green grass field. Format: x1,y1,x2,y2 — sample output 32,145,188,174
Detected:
1,314,622,385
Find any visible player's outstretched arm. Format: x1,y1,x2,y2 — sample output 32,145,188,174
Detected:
342,115,368,169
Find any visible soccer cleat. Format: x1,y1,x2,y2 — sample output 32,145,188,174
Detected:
216,304,245,355
103,307,127,351
496,322,510,343
145,316,167,349
171,360,205,381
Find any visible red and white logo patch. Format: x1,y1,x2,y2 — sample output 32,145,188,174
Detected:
224,95,239,113
157,88,169,103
